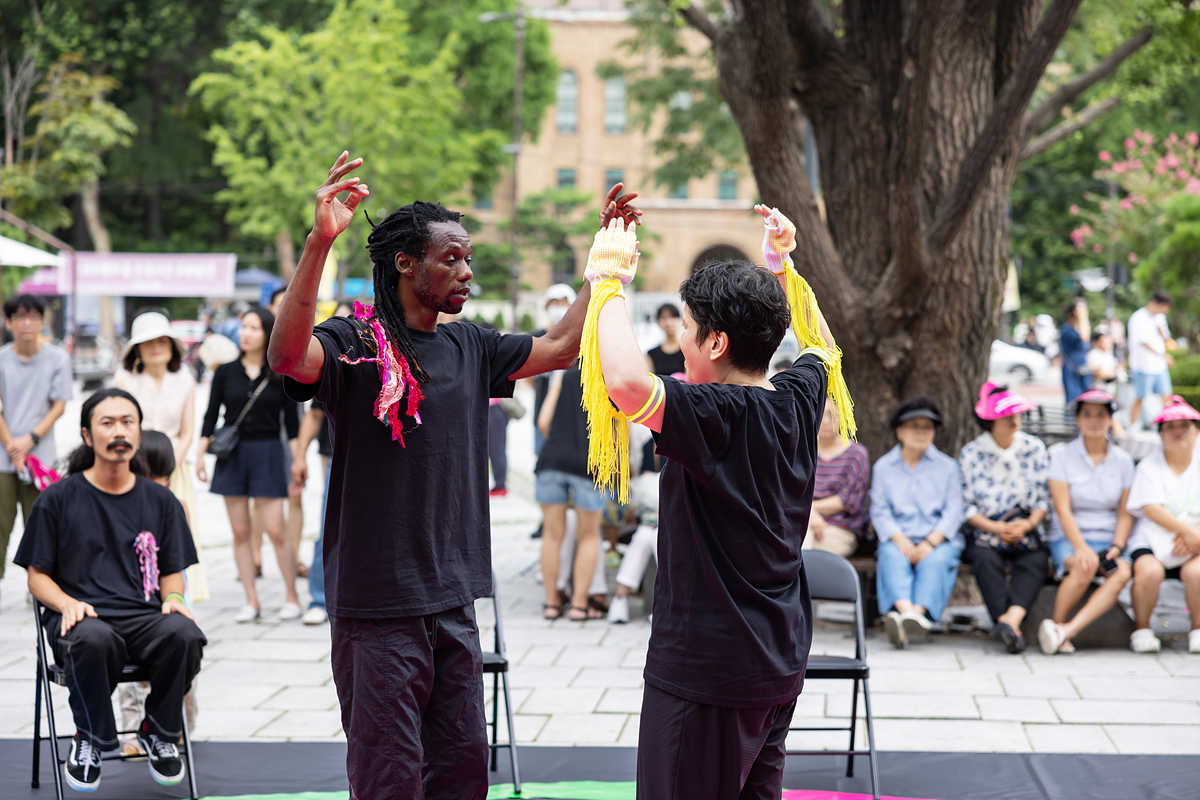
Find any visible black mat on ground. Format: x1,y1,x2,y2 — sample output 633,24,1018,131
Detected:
1,740,1197,800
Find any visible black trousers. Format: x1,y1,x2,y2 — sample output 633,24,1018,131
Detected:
330,605,487,800
967,543,1049,623
636,682,797,800
487,404,509,491
44,611,206,751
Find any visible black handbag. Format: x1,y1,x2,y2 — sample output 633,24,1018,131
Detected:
208,377,269,460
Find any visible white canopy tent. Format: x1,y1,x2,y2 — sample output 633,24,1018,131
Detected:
0,233,65,267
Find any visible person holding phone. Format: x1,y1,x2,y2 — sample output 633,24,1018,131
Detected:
1039,390,1135,654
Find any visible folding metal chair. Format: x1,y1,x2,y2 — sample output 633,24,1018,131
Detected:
788,549,880,800
482,572,521,794
30,599,199,800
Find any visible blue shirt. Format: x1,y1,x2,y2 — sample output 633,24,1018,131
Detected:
869,444,964,545
1047,436,1134,545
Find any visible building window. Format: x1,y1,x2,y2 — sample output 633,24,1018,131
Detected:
718,170,737,201
604,76,627,134
669,90,692,111
556,70,578,134
556,168,576,189
669,181,688,200
552,244,576,284
473,187,494,210
603,169,624,193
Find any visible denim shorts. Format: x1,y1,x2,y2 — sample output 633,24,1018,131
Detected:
1132,369,1171,398
1049,537,1122,577
535,469,609,511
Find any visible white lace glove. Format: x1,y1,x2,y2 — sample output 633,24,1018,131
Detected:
584,218,640,287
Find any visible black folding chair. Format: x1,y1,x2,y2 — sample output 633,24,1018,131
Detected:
482,572,521,794
788,550,880,800
30,599,199,800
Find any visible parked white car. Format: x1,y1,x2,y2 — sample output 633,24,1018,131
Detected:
989,339,1051,384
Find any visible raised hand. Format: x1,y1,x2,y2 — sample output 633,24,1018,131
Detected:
600,182,642,229
314,151,370,243
753,204,797,274
585,218,640,286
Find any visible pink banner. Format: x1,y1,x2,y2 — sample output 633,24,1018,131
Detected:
17,266,60,295
59,252,236,297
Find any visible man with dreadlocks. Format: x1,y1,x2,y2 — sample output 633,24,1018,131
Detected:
268,152,639,799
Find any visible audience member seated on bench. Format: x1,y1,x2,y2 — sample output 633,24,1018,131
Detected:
870,397,963,649
608,466,660,625
804,403,870,558
960,382,1050,655
13,389,205,792
1039,390,1134,655
1124,396,1200,655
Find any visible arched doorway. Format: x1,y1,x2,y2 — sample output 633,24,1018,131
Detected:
690,244,750,273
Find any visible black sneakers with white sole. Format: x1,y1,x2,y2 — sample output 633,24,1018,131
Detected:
135,724,185,786
64,733,101,792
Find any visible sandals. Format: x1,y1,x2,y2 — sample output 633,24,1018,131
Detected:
543,603,563,620
567,605,590,621
587,596,609,619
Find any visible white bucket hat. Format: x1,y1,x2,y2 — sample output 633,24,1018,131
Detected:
544,283,577,306
123,312,183,362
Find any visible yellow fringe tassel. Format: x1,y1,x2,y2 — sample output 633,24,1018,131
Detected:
784,262,857,442
579,277,632,504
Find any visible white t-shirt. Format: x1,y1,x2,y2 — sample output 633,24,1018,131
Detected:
1126,448,1200,568
1127,307,1170,374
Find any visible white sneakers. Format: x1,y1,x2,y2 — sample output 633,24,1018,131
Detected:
607,595,630,624
883,611,907,649
1038,620,1068,655
234,604,260,624
1130,628,1162,653
302,606,329,626
1190,629,1200,654
278,602,302,622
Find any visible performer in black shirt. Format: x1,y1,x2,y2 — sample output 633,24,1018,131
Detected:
591,206,847,799
15,389,203,792
268,153,639,799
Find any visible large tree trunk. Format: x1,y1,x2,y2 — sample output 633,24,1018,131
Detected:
688,0,1086,457
276,229,296,280
80,177,116,342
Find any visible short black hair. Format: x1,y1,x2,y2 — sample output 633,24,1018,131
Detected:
1063,298,1084,320
655,302,681,321
3,294,45,319
269,286,287,307
1090,330,1107,344
133,429,176,479
678,261,788,374
1151,290,1172,306
889,396,943,430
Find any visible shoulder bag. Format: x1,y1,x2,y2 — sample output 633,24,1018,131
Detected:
208,376,269,460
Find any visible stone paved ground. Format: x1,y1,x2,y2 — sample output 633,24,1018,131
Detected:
0,383,1198,754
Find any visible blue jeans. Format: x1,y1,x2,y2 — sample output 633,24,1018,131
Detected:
308,468,328,610
876,538,963,620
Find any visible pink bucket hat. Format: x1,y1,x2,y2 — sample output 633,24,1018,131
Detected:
975,381,1035,421
1153,395,1200,425
1072,388,1118,414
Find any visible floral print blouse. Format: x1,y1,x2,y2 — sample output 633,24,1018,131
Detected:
959,430,1050,551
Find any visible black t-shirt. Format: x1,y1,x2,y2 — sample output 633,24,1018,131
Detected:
646,353,827,708
201,360,300,441
14,474,198,618
284,316,533,618
647,344,685,376
534,363,588,478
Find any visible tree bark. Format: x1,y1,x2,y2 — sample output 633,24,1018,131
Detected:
275,229,296,280
80,177,115,343
674,0,1101,457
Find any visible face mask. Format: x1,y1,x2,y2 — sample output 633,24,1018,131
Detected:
547,306,568,326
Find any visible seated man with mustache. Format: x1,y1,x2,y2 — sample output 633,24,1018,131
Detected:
14,388,204,793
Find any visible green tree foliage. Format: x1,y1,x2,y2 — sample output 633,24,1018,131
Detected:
1010,0,1200,317
192,0,554,277
0,53,135,231
1139,194,1200,342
